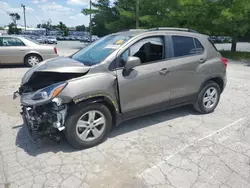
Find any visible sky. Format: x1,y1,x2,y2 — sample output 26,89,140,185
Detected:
0,0,93,27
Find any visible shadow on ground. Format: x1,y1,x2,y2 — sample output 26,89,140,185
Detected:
0,64,27,69
15,105,195,156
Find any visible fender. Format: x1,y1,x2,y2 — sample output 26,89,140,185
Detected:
73,93,119,112
199,75,225,94
73,95,122,126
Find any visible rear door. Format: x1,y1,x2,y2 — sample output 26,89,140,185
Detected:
0,37,28,64
168,35,206,104
116,36,172,114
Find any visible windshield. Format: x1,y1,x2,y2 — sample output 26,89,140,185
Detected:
71,34,132,66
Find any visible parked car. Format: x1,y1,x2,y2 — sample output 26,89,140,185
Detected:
79,37,88,43
0,35,58,66
209,36,217,43
57,36,64,40
15,28,227,149
47,36,57,44
36,36,47,44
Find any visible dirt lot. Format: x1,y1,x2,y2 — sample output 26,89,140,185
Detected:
0,56,250,187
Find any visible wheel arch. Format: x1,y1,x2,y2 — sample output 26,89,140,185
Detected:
24,53,43,64
72,96,120,127
200,76,224,93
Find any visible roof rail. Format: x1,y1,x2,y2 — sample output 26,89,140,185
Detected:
118,29,147,32
148,27,199,33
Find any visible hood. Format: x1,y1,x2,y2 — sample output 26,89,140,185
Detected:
22,57,91,85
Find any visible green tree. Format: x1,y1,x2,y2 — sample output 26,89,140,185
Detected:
76,25,86,31
82,0,250,51
63,28,69,36
7,23,21,34
211,0,250,51
9,13,20,31
169,0,250,51
37,20,52,35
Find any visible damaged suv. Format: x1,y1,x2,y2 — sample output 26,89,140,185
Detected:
14,28,227,149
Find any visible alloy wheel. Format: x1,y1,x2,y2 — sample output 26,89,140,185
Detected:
76,110,106,142
203,87,218,109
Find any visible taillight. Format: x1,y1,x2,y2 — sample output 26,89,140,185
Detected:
220,57,228,68
54,47,57,54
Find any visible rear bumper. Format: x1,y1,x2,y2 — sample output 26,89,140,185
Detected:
222,72,227,93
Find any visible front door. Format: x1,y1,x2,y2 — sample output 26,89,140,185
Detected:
0,37,28,64
116,36,172,114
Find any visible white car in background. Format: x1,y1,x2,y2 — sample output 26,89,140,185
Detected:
47,36,57,44
0,35,58,67
36,36,47,44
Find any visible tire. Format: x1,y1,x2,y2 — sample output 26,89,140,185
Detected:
64,103,112,149
24,54,42,67
193,81,221,114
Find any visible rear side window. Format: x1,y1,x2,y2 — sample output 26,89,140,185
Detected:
2,37,25,46
172,36,196,57
194,38,204,54
208,37,218,51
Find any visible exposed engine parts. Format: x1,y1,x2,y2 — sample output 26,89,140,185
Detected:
22,100,68,141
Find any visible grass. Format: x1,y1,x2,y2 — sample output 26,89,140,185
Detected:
220,51,250,60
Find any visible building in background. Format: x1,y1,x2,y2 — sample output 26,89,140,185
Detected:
4,26,46,35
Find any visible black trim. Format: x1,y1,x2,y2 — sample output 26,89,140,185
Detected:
199,76,226,93
121,96,194,123
170,94,196,106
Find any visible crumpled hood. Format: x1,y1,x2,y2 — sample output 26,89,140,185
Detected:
21,57,91,85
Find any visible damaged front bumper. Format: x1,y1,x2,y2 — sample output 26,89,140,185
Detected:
20,100,68,141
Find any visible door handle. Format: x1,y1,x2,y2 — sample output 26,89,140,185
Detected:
199,58,206,64
20,49,25,51
159,68,170,75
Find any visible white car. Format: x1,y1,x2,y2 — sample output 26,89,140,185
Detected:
47,36,57,44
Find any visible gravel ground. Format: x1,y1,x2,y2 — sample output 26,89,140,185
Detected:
0,43,250,188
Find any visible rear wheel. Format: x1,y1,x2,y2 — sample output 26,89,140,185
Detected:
24,54,42,67
193,81,221,114
64,103,112,149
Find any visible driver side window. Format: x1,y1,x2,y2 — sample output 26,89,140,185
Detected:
119,37,164,67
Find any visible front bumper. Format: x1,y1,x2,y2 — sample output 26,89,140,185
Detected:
20,103,67,142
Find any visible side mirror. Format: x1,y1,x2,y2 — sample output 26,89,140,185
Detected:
124,56,141,72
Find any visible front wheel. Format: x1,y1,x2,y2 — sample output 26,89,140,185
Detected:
24,54,42,67
64,103,112,149
193,81,221,114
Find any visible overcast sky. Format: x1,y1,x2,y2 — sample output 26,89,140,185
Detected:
0,0,93,27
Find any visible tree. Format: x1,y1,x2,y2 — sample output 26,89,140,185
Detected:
37,20,52,35
63,28,69,36
211,0,250,51
76,25,86,31
7,23,21,34
56,21,68,36
7,23,15,34
82,0,250,51
168,0,250,51
9,13,20,30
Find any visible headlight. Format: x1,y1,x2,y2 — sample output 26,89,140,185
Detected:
32,82,67,101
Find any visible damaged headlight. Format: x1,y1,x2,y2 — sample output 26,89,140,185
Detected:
31,82,67,101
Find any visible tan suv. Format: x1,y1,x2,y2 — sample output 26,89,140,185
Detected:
0,35,58,67
15,28,227,149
